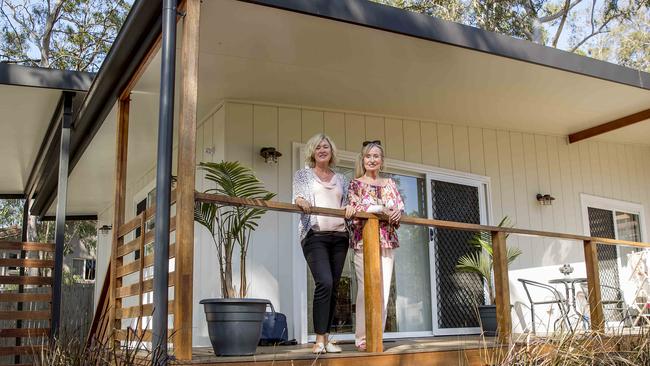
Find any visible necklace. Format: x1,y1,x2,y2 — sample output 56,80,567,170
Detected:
313,167,334,183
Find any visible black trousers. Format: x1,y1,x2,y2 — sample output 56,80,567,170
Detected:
302,231,349,335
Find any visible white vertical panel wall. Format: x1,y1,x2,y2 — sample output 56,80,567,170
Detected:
98,99,650,345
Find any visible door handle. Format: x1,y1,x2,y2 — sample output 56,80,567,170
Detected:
429,227,435,242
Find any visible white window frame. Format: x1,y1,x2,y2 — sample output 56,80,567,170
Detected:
580,193,647,287
291,142,492,343
72,258,96,281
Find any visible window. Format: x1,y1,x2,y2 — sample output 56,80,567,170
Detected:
72,258,96,281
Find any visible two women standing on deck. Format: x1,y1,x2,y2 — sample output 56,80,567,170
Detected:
293,134,403,353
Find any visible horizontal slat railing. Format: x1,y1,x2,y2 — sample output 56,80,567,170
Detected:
0,241,54,362
115,273,176,299
0,258,55,268
0,328,49,338
94,189,177,352
0,241,55,252
196,192,650,348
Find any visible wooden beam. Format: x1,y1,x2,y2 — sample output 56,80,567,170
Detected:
0,258,54,268
0,293,51,302
0,311,50,320
0,328,49,338
491,231,511,343
0,242,54,252
195,193,650,249
583,240,605,332
362,218,383,353
0,276,52,286
110,97,130,346
174,0,200,360
568,108,650,144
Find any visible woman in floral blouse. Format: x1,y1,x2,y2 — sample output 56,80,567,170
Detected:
345,141,404,351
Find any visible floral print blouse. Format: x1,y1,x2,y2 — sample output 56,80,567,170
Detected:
348,178,405,250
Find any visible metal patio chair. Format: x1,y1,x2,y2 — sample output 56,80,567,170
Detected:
518,278,573,334
580,283,634,327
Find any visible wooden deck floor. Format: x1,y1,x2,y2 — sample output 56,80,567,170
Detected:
182,336,499,366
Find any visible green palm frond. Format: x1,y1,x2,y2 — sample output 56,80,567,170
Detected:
457,216,519,305
506,245,523,265
196,161,276,298
194,201,217,234
456,252,492,280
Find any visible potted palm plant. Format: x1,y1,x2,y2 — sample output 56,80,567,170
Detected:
456,217,521,336
195,161,276,356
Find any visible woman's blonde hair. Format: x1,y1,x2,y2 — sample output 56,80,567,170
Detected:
355,142,385,178
304,133,339,168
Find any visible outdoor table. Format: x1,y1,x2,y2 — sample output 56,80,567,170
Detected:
549,277,589,329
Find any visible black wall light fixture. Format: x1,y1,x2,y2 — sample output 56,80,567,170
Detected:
536,194,555,206
260,147,282,164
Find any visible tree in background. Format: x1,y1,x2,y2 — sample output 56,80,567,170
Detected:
373,0,649,71
0,0,131,71
0,199,23,228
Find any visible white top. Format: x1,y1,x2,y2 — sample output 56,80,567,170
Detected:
312,174,346,232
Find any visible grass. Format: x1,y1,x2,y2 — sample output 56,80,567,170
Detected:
481,326,650,366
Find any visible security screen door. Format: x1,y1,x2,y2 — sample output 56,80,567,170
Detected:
427,175,486,335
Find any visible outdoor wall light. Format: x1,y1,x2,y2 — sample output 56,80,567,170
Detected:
98,225,113,234
260,147,282,164
536,194,555,206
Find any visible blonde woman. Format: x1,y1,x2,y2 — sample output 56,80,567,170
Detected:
344,140,404,352
292,133,354,354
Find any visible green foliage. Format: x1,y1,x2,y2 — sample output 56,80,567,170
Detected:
456,217,522,305
0,198,24,228
36,220,97,257
194,161,276,298
0,0,131,71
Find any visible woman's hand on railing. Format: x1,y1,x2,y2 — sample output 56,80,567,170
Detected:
295,197,311,214
384,207,401,226
345,205,355,219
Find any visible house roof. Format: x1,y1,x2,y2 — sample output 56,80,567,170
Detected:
244,0,649,90
0,64,92,200
38,0,650,216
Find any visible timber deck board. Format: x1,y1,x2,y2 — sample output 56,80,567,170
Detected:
183,336,497,366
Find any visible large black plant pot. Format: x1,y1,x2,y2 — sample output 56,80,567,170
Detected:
478,305,498,336
200,298,269,356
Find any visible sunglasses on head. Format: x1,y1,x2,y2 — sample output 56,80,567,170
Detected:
362,140,381,147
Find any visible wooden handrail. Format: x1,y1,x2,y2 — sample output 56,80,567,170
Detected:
195,192,650,346
195,192,650,249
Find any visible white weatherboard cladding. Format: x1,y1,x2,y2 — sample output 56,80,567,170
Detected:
97,99,650,346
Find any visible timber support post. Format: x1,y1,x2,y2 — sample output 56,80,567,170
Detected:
174,0,201,360
583,240,605,332
491,230,512,343
362,218,383,353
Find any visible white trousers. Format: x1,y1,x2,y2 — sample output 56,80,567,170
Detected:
353,248,395,347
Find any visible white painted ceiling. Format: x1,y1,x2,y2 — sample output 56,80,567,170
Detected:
58,0,650,216
0,85,60,194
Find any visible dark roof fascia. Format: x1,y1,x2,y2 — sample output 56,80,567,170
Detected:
0,63,94,91
240,0,650,90
0,194,25,199
40,214,98,222
31,0,162,217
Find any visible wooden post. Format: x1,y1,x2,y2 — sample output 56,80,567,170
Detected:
174,0,200,359
491,231,511,343
109,97,130,345
583,240,604,332
362,218,383,353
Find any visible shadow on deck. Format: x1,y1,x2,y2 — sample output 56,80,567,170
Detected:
185,336,499,366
